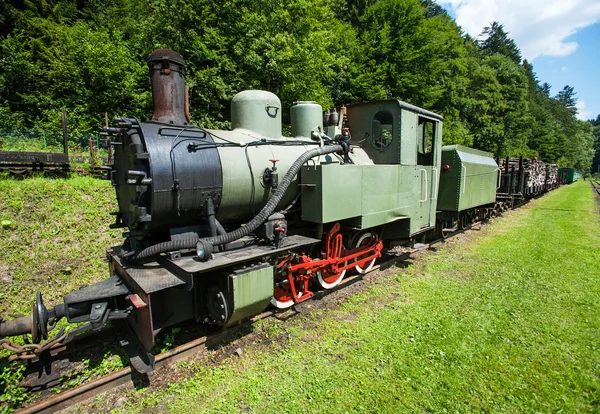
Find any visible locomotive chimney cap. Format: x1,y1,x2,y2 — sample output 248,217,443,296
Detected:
148,49,185,67
147,49,187,125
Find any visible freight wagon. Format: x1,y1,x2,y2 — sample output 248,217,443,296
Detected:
558,168,581,184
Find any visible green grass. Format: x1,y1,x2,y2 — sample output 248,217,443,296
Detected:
115,181,599,413
0,176,120,316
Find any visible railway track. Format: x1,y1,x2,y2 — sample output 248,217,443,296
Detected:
12,226,481,414
591,179,600,197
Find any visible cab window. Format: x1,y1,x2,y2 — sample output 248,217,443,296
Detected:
417,117,435,165
371,111,393,151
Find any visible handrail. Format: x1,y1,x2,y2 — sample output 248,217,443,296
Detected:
497,167,502,189
419,169,428,202
461,165,467,194
431,167,438,200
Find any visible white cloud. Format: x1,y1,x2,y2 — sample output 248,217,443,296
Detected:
575,100,591,120
439,0,600,60
561,66,568,72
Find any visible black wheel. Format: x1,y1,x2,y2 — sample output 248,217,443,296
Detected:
436,220,452,239
458,214,469,230
205,285,230,326
468,210,476,225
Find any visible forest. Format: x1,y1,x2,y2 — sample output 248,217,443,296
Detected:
0,0,598,172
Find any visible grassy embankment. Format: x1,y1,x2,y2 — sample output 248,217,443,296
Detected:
0,176,123,412
0,176,120,316
106,180,599,413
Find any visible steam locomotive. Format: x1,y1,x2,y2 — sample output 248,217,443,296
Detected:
0,49,556,373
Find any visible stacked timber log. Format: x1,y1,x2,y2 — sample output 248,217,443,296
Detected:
498,157,549,192
545,164,558,187
498,157,558,195
523,158,547,190
499,158,519,172
498,158,521,182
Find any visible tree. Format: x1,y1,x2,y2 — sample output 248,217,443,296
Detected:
540,82,551,96
479,21,522,64
0,18,148,135
470,55,531,157
555,85,577,112
0,0,594,175
421,0,448,18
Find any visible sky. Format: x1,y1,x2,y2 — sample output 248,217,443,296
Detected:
438,0,600,121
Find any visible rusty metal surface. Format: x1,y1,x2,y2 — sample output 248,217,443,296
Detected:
110,259,155,353
147,49,188,125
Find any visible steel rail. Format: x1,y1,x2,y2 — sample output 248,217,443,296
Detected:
590,180,600,196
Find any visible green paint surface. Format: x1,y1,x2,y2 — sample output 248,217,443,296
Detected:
300,164,437,233
438,145,498,212
227,265,274,326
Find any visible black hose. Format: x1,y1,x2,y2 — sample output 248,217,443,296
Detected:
215,219,227,236
128,144,342,262
200,144,343,247
127,238,198,261
207,198,218,237
281,192,301,214
214,218,228,252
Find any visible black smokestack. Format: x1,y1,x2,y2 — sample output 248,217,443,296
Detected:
147,49,188,125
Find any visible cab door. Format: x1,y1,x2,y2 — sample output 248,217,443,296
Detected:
415,116,441,230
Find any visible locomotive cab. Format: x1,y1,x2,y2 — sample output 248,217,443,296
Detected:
300,100,442,239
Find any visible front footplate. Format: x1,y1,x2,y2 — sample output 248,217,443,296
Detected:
106,234,322,371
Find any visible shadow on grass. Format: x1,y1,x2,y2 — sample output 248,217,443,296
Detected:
535,207,592,213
